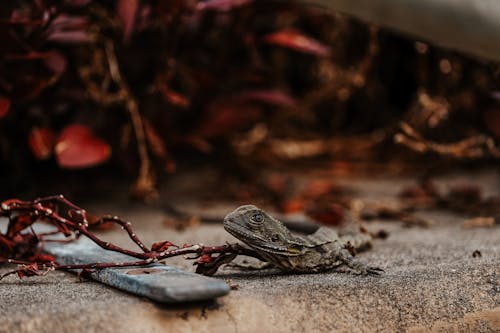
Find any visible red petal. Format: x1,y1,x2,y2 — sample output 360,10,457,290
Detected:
55,124,111,169
117,0,139,43
263,29,331,57
29,126,55,160
0,95,11,119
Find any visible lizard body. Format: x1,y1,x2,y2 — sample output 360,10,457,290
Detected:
223,205,383,275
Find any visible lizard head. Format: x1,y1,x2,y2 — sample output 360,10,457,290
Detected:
223,205,300,255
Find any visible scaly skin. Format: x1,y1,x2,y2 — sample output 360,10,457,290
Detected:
223,205,383,275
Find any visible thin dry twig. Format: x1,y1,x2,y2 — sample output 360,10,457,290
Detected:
0,196,262,279
104,41,157,201
394,122,500,159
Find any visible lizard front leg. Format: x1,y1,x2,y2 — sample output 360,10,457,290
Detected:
225,260,274,271
338,248,383,275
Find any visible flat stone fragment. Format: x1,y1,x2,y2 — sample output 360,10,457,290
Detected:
42,238,230,303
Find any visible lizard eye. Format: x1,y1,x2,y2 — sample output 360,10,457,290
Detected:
251,213,264,223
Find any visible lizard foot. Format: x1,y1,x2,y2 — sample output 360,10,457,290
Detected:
224,260,273,271
340,249,384,276
363,266,384,276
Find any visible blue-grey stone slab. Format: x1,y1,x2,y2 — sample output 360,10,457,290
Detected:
42,238,229,303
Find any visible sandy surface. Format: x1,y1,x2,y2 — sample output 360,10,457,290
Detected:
0,170,499,333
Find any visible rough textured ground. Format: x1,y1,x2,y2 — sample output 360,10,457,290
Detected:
0,170,499,333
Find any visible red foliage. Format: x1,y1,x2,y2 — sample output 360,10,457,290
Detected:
151,240,176,252
16,263,44,279
55,124,111,169
263,28,331,57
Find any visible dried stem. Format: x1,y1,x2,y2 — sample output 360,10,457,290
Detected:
104,41,157,200
0,196,261,279
394,122,500,159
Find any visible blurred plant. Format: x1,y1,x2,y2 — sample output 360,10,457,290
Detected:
0,0,344,199
0,0,498,201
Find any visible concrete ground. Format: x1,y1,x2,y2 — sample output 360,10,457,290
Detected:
0,169,499,333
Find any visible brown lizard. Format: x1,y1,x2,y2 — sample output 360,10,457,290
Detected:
223,205,383,275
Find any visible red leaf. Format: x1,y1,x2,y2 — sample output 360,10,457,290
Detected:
196,0,253,11
117,0,139,43
197,254,213,264
263,29,331,57
159,85,190,108
17,263,43,279
151,241,176,252
0,95,11,119
55,124,111,169
29,126,55,160
234,89,295,107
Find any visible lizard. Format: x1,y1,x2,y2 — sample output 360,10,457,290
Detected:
223,205,383,275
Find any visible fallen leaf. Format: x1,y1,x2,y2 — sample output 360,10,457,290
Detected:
55,124,111,168
151,240,176,252
17,263,44,279
263,28,331,57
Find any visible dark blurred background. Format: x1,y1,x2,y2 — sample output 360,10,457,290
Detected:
1,0,499,203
